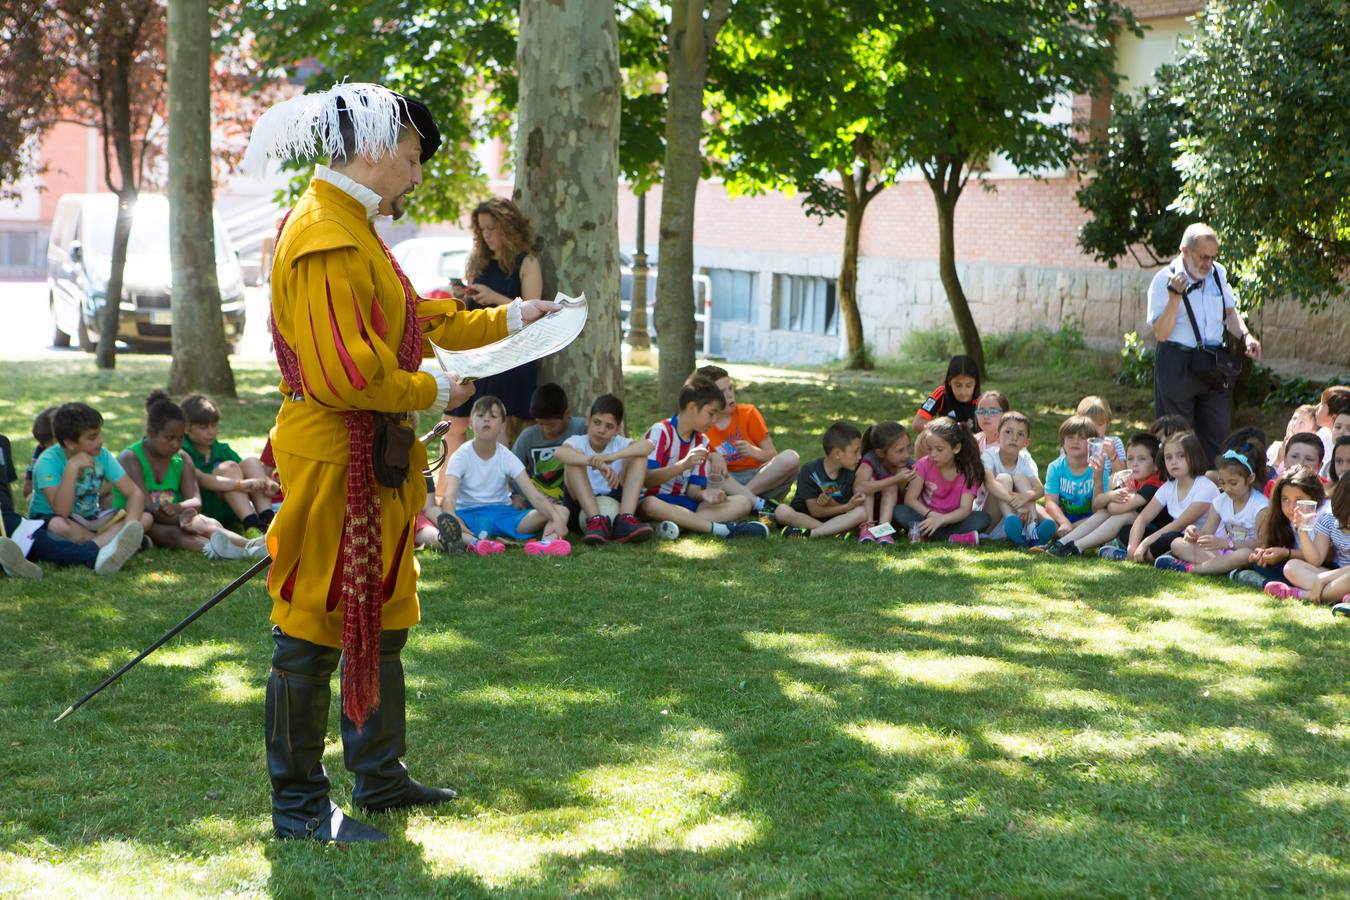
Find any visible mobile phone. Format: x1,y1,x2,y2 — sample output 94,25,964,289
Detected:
450,277,467,289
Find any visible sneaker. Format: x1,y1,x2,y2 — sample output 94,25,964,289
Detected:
782,526,808,539
948,531,979,547
1264,581,1305,602
656,521,680,541
1154,554,1191,573
96,521,144,575
0,536,42,579
727,521,770,539
1003,515,1026,546
524,538,572,557
244,536,268,559
436,513,465,554
583,515,611,545
1097,545,1129,562
465,539,505,556
203,530,245,561
1331,599,1350,617
1033,519,1058,546
1228,569,1268,590
876,532,896,545
1046,540,1080,558
859,523,878,543
611,513,653,544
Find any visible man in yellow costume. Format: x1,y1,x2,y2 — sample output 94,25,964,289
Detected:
243,84,558,843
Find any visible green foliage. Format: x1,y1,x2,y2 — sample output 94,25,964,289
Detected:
1170,0,1350,309
1076,67,1193,269
901,327,966,363
1115,330,1156,389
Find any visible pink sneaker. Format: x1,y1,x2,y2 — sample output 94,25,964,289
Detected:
948,531,979,547
1263,581,1305,602
859,524,878,543
467,539,505,556
524,538,572,557
876,532,896,545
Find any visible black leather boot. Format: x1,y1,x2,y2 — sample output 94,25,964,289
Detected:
342,629,458,813
267,627,386,843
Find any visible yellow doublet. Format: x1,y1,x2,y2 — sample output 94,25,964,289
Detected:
266,179,508,647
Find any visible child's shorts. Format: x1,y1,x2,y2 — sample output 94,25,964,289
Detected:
642,493,700,513
564,491,622,531
457,504,536,540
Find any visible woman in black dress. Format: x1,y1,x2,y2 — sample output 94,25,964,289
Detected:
437,198,543,476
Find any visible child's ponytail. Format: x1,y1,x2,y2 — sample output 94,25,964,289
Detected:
862,421,907,458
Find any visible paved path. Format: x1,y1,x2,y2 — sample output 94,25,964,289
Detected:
0,280,274,363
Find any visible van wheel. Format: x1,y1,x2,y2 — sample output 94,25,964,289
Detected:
51,294,71,347
77,316,97,352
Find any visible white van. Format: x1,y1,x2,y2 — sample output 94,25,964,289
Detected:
47,193,247,352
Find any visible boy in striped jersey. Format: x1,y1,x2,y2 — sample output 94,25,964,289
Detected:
638,376,769,539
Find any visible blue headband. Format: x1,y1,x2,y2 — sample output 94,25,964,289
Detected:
1221,449,1253,474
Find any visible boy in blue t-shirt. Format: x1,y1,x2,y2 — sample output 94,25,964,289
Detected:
1042,415,1106,539
29,402,151,554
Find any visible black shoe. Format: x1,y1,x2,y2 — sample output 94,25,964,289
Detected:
357,778,459,813
611,513,653,544
276,801,388,843
727,521,769,539
1046,540,1080,558
436,512,465,554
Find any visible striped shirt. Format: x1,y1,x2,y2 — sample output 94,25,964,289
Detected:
643,415,709,498
1314,512,1350,567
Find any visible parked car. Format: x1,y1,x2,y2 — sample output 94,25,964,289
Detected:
47,193,247,352
619,251,707,346
390,236,473,295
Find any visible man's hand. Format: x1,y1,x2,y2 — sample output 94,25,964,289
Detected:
1243,333,1262,360
520,299,561,324
1168,271,1189,295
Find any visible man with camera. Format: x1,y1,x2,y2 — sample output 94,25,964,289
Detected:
1147,223,1262,462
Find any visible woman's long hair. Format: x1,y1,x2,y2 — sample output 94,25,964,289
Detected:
465,197,534,280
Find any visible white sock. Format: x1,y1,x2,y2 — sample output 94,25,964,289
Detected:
711,522,730,537
752,497,765,512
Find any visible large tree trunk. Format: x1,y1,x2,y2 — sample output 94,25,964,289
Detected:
655,0,732,411
926,162,985,374
514,0,622,412
98,51,139,370
167,0,235,397
838,162,882,370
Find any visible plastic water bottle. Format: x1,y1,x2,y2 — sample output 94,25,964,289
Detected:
909,521,923,543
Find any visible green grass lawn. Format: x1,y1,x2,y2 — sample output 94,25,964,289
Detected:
0,353,1344,897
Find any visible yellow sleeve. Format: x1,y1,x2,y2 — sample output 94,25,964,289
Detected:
417,298,510,351
290,247,437,413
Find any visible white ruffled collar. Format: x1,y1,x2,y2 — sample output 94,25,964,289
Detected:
314,165,382,220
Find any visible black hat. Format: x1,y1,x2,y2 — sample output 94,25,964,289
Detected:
394,94,442,163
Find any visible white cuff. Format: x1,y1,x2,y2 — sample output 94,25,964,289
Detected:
506,299,523,335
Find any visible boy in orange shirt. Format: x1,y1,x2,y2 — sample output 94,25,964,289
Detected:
696,365,800,508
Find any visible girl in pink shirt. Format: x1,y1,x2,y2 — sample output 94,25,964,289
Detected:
895,419,991,545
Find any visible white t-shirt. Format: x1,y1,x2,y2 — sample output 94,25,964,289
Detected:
562,433,634,496
1153,476,1219,519
445,441,526,507
980,447,1039,482
1211,491,1268,543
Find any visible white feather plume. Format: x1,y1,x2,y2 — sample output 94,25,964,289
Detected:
242,82,406,176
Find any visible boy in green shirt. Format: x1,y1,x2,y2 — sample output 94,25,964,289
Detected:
181,394,278,536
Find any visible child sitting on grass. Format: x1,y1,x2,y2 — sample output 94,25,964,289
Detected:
510,382,588,503
1159,446,1269,576
1242,466,1327,590
980,411,1053,547
1323,409,1350,480
1039,416,1107,550
22,406,56,504
1077,395,1126,483
29,401,150,560
1314,385,1350,460
181,393,277,537
442,395,571,557
115,392,261,558
556,393,654,545
1107,431,1217,564
1046,432,1162,557
853,421,916,544
697,365,800,504
638,376,767,540
973,390,1009,453
1264,474,1350,604
896,418,990,545
1268,404,1318,474
1273,432,1326,497
774,421,869,540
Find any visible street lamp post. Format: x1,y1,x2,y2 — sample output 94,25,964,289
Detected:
626,192,653,366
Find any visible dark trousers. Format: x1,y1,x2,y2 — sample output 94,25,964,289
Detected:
893,505,992,541
1,508,97,568
1154,341,1231,464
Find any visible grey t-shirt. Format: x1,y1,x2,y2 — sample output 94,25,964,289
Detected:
510,416,587,500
